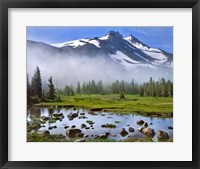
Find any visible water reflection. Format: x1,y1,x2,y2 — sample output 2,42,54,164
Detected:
27,107,173,142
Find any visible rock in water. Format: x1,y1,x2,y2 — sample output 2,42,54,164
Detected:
136,120,145,126
168,126,173,130
120,128,128,137
66,129,82,138
128,127,134,132
71,125,76,128
142,128,155,137
138,126,144,132
99,132,110,139
76,133,84,138
144,122,148,128
81,123,87,129
157,130,169,140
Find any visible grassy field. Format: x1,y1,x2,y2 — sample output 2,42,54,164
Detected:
34,94,173,117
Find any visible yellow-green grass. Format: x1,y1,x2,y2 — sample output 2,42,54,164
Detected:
34,94,173,117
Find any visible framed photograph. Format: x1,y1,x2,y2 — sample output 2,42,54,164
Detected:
0,0,199,168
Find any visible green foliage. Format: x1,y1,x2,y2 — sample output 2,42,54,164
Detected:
35,94,173,117
86,120,94,124
64,85,75,96
27,133,66,142
104,123,116,128
31,66,42,98
140,77,173,97
47,76,56,100
119,93,125,99
67,78,172,97
77,81,81,94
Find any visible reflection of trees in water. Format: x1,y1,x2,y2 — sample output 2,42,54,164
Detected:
30,108,41,118
48,109,54,115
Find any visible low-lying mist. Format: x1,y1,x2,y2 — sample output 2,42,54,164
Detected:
27,44,173,89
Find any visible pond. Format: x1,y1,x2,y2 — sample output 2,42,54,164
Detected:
27,107,173,142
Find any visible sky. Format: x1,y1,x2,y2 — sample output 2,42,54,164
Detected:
27,26,173,54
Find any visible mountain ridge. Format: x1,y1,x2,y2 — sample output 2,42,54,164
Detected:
27,31,173,86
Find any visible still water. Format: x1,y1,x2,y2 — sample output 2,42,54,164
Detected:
27,107,173,142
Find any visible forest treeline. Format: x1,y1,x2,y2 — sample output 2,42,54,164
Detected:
27,66,173,105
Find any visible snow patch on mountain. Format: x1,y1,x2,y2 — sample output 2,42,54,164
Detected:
52,39,86,48
110,51,141,66
99,35,109,40
52,38,101,48
124,36,161,53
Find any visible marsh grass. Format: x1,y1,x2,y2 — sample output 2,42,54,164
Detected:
34,94,173,117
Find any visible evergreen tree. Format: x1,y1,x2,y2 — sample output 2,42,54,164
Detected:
77,81,81,94
139,85,144,96
82,82,86,94
27,74,31,97
47,76,56,100
64,85,70,96
31,66,42,98
97,80,103,94
70,85,74,96
167,80,173,97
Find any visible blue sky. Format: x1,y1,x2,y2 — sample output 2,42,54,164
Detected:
27,26,173,54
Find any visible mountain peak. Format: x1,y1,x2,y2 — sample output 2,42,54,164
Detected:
106,31,123,39
125,34,140,43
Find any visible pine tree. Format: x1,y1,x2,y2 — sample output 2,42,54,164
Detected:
70,85,74,96
77,81,81,94
64,85,70,96
97,80,103,94
27,74,31,97
31,66,42,98
47,76,56,100
82,82,86,94
139,85,144,96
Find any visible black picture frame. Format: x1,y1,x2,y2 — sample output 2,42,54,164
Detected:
0,0,199,168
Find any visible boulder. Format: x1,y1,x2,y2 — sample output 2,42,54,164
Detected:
76,133,84,138
99,132,110,139
81,123,87,129
53,113,64,117
138,126,144,132
84,135,89,138
120,128,128,137
67,112,78,120
41,116,50,121
85,127,90,130
101,124,106,128
48,126,54,130
128,127,134,132
136,120,145,126
157,130,169,140
168,126,173,130
71,125,76,128
80,112,85,116
64,125,69,129
143,128,155,137
144,122,148,128
66,128,82,138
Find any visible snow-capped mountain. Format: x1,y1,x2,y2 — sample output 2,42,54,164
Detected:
51,31,173,67
27,31,173,86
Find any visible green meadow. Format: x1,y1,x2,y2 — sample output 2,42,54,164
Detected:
34,94,173,117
